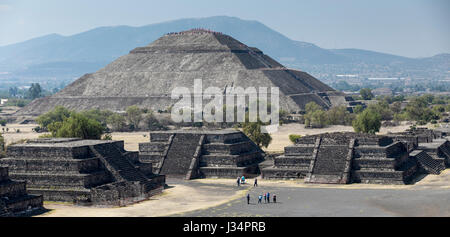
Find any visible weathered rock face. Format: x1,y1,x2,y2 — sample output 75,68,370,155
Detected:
18,29,345,116
262,131,450,184
0,138,165,206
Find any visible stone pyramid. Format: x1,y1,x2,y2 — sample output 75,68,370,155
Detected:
20,29,346,115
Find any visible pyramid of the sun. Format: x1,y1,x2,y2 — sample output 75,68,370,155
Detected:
19,29,346,115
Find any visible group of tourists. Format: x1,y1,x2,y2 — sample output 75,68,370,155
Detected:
239,177,277,205
246,192,277,205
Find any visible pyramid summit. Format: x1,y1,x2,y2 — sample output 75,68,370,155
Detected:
19,29,346,115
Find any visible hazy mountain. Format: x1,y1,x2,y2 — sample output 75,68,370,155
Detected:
0,16,448,88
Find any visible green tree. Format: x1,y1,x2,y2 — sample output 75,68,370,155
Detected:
49,113,104,139
326,106,351,125
242,119,272,149
107,113,127,132
36,106,72,129
126,106,143,130
360,88,374,100
304,102,327,128
352,109,382,134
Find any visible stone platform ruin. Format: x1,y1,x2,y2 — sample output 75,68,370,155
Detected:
0,166,43,216
139,130,264,179
0,138,165,206
262,131,449,184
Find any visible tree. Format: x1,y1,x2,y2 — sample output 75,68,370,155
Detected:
28,83,42,100
360,88,374,100
107,113,127,132
242,119,272,149
126,106,143,130
352,109,381,134
48,113,104,139
37,106,72,129
326,106,351,125
304,102,327,128
81,109,113,130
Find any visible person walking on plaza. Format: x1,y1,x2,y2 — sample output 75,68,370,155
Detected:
267,192,270,203
237,177,240,187
247,194,250,204
258,194,262,204
254,178,258,187
273,194,277,203
264,193,267,203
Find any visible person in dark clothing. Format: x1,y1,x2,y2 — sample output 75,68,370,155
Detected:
267,192,270,203
247,194,250,204
254,178,258,187
273,194,277,203
263,193,267,203
237,177,240,187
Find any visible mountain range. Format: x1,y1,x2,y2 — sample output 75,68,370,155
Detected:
0,16,448,89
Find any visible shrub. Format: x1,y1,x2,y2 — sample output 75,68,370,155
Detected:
126,106,143,130
289,134,302,144
353,109,381,134
242,119,272,149
107,113,127,132
48,113,104,139
0,119,6,126
360,88,374,100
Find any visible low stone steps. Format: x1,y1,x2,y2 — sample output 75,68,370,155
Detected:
2,193,43,214
200,150,262,167
10,171,111,189
28,188,91,202
273,156,312,168
352,158,396,169
199,167,248,178
202,141,254,155
262,167,309,179
410,150,446,174
0,179,27,198
0,157,101,173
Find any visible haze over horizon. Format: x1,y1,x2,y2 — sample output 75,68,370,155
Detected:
0,0,449,58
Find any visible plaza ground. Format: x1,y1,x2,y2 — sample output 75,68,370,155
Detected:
39,170,450,217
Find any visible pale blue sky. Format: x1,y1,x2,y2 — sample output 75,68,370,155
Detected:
0,0,448,57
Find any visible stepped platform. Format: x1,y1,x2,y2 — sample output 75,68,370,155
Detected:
0,138,165,206
0,167,43,216
263,132,449,185
139,130,264,179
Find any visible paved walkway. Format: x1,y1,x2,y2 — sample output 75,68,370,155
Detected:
172,184,450,217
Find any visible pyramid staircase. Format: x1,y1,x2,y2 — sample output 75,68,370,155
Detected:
139,130,264,179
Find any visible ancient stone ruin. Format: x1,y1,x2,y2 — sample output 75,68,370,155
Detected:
0,138,165,206
263,130,449,184
139,130,264,179
18,29,346,116
0,166,43,216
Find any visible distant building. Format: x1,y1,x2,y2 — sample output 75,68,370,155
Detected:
372,88,393,96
